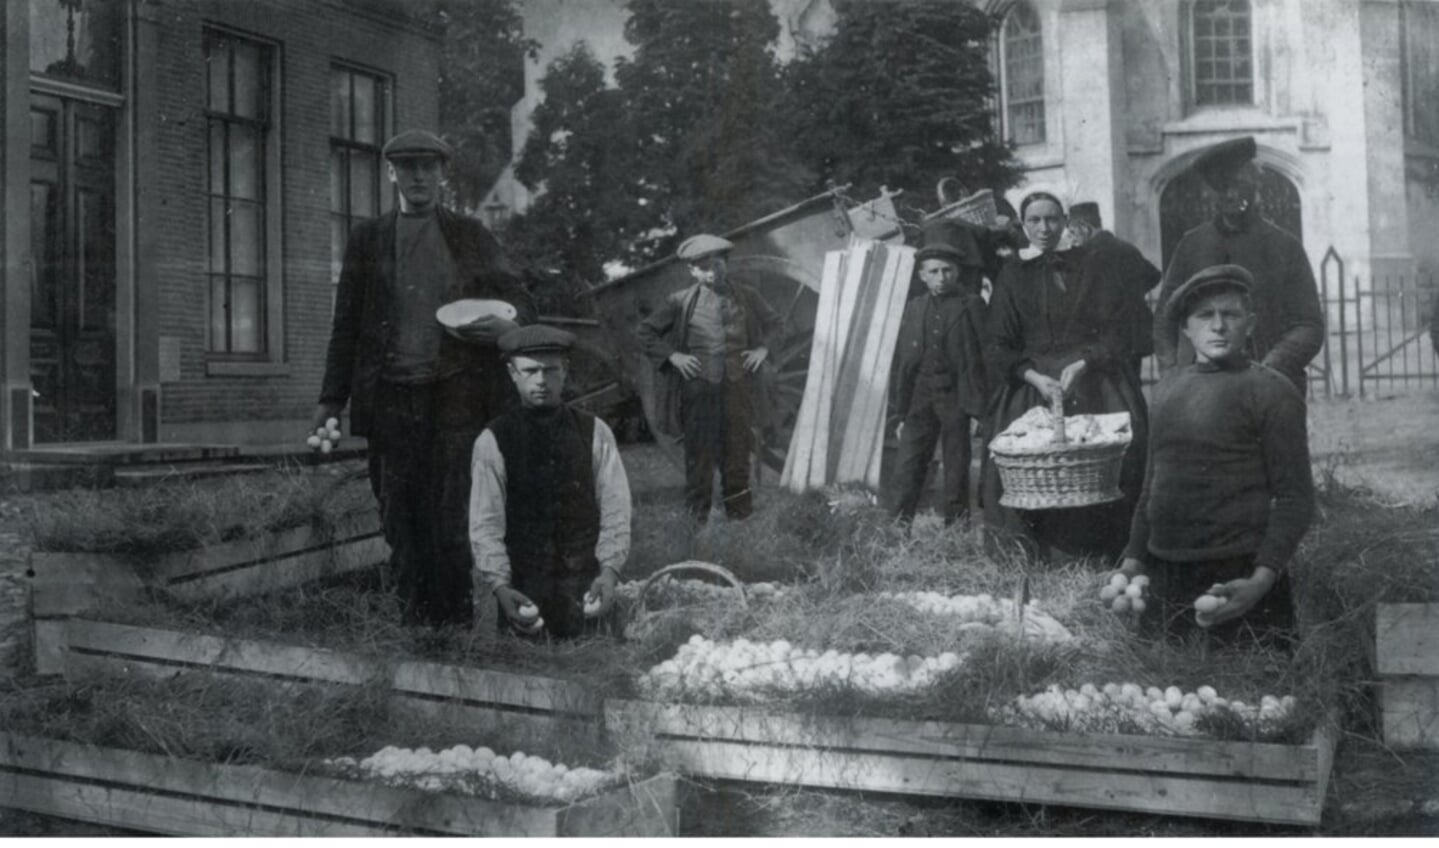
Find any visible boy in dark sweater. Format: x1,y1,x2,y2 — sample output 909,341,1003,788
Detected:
1115,264,1314,646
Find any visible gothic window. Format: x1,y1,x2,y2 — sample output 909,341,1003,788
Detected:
1190,0,1254,107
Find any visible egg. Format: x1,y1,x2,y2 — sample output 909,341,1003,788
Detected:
1193,594,1223,614
306,434,322,448
1099,584,1121,601
1124,583,1144,599
1130,575,1150,589
1130,597,1147,613
1108,572,1129,588
1111,594,1131,612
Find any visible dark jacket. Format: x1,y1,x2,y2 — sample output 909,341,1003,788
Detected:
636,281,783,432
889,291,989,419
318,207,536,436
1081,230,1161,362
1154,210,1324,391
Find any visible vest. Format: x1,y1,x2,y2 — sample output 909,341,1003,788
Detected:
488,406,600,565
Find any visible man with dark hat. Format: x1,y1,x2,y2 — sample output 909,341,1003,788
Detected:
1153,136,1324,394
1115,264,1314,647
315,129,536,627
469,325,631,639
637,234,782,522
1067,202,1162,378
888,219,989,526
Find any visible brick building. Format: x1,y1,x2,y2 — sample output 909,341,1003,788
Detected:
0,0,440,450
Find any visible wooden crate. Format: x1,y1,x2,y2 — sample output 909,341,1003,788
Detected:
607,700,1335,826
42,619,602,736
29,509,387,615
0,732,676,837
1376,602,1439,749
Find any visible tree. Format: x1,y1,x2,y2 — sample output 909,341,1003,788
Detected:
432,0,536,210
781,0,1021,213
614,0,812,261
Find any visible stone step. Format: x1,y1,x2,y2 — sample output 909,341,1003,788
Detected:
111,462,274,488
6,443,241,467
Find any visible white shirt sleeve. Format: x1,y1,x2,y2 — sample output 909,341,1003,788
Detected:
468,428,511,592
591,418,632,575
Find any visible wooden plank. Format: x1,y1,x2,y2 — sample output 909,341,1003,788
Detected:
61,619,598,717
28,551,147,617
783,249,846,491
164,533,388,602
1376,603,1439,676
865,247,915,488
0,732,560,836
807,242,872,490
825,241,882,481
839,244,912,483
834,243,897,482
606,701,1322,782
31,618,68,676
646,738,1322,826
1380,677,1439,750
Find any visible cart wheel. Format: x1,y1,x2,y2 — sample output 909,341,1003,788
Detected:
728,258,820,473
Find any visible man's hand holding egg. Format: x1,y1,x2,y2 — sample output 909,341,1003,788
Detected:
1100,560,1149,614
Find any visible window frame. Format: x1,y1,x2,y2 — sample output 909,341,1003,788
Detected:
1400,0,1439,152
202,25,285,375
997,1,1046,147
1184,0,1256,111
328,62,394,292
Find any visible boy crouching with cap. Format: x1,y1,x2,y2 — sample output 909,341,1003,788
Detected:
469,325,633,639
1113,264,1315,647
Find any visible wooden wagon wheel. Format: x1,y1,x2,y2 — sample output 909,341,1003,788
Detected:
727,257,820,473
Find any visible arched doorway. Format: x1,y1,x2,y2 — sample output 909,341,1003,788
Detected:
1159,164,1303,267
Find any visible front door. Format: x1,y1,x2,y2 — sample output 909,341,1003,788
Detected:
1159,163,1303,268
29,93,118,443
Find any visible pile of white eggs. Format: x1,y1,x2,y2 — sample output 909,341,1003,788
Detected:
875,591,1074,643
636,634,963,701
327,745,620,803
615,578,785,604
992,681,1298,737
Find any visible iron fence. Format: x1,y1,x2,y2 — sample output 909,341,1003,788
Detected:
1312,247,1438,398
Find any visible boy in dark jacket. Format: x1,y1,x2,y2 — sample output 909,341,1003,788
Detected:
889,220,989,526
1116,264,1314,646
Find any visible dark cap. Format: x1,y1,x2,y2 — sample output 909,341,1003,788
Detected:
382,129,453,161
498,325,575,358
1068,202,1101,228
1164,264,1254,327
676,234,734,262
1191,136,1257,191
914,218,983,268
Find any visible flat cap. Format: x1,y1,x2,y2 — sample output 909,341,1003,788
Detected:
498,325,575,358
382,129,453,161
1192,136,1257,191
914,218,983,268
1068,201,1101,227
1164,263,1254,327
676,234,734,263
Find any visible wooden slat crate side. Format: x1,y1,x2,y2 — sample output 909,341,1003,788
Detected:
1376,603,1439,676
1380,678,1439,750
148,510,383,585
61,619,598,716
28,552,147,617
558,774,679,837
646,738,1322,826
393,659,602,716
0,733,561,836
32,618,68,676
163,533,388,602
607,700,1323,783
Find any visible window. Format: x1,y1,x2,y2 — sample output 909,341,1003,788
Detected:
1401,1,1439,148
1000,3,1045,146
330,65,393,285
29,0,123,90
1190,0,1253,107
205,29,276,357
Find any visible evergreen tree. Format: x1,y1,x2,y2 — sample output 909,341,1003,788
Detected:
782,0,1021,208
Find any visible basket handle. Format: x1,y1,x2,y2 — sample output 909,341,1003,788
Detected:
633,561,748,621
1048,388,1067,445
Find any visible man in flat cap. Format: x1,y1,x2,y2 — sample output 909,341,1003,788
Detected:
637,234,782,522
469,325,632,638
1153,137,1324,395
1115,264,1313,647
1066,202,1162,378
315,129,536,627
888,219,989,527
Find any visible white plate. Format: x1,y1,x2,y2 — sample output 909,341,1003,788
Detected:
435,298,518,328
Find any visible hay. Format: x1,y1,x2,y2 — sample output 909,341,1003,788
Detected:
17,463,372,558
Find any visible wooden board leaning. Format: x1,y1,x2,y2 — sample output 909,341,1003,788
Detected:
1375,602,1439,749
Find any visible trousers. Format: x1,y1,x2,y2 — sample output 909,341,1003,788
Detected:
681,376,753,520
892,386,972,525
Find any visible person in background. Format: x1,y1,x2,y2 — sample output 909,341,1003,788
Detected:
315,129,536,627
980,188,1148,563
637,234,782,523
1116,265,1314,647
1066,202,1162,378
470,325,632,639
1154,136,1324,396
888,220,989,527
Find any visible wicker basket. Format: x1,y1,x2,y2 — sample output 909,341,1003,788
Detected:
623,561,747,642
990,393,1131,510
